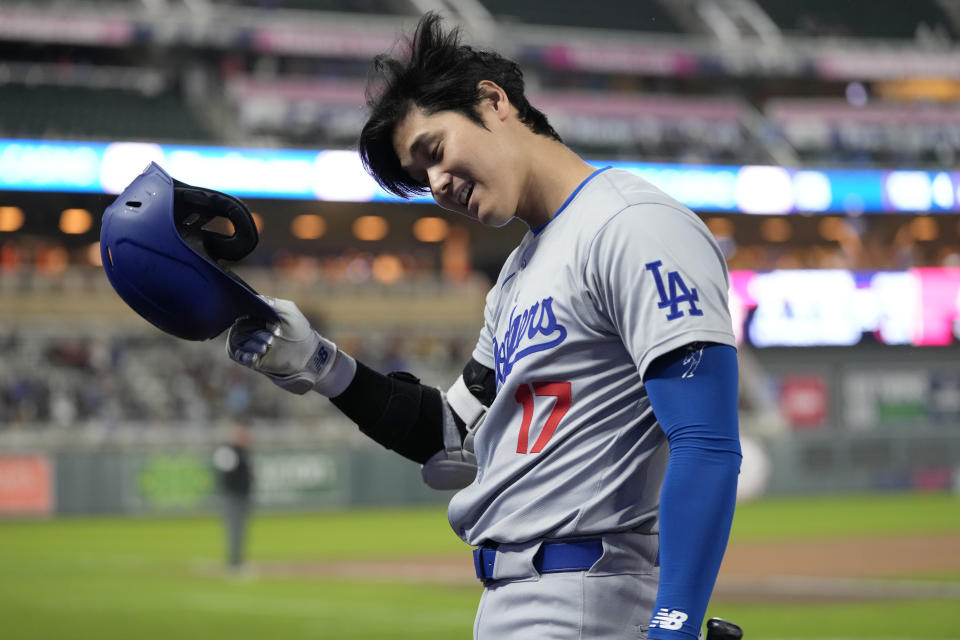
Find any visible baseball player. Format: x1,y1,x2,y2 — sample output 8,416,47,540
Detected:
227,13,741,639
212,424,255,572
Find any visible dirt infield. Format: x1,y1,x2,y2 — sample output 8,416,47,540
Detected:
720,533,960,578
716,533,960,601
254,533,960,602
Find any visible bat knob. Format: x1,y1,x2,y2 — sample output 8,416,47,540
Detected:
706,617,744,640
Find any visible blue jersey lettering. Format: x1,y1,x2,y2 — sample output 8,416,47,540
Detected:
493,297,568,385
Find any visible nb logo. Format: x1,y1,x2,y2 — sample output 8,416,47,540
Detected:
649,608,688,631
309,344,330,373
645,260,703,321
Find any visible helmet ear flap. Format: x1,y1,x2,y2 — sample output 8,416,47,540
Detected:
173,183,259,262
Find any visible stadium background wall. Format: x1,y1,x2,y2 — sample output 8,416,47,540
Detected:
2,426,959,519
1,448,451,517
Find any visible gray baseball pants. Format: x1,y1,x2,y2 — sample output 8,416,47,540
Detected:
221,494,250,568
473,531,659,639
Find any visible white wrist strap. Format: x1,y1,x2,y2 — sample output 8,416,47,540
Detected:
445,375,486,430
312,340,358,397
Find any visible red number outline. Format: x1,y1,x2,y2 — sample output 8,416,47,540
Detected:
514,381,572,454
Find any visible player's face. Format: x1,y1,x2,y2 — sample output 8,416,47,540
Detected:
392,102,522,228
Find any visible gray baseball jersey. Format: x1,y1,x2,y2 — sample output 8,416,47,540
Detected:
448,167,735,546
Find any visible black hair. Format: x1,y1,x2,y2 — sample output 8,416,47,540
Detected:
357,11,561,198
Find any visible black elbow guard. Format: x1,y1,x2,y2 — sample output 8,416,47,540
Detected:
330,361,444,464
463,358,496,406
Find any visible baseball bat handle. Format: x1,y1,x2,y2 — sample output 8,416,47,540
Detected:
705,617,743,640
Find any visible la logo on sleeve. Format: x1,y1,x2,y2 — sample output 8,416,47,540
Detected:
645,260,703,321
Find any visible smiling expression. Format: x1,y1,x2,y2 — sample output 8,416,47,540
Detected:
392,92,525,228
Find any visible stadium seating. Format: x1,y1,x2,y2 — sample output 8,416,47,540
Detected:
756,0,957,39
223,0,408,13
0,319,468,430
0,84,216,143
478,0,682,32
766,97,960,167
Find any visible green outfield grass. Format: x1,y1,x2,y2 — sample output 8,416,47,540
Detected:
729,492,960,541
1,492,958,640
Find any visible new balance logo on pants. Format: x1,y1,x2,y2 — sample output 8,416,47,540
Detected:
650,608,688,630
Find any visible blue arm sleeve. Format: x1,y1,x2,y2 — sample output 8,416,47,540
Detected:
643,343,741,640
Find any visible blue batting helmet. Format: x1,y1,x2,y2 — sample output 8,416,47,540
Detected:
100,162,278,341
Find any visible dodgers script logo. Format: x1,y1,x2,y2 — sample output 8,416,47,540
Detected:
493,297,568,385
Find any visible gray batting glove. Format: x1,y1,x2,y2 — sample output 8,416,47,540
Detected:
227,297,353,396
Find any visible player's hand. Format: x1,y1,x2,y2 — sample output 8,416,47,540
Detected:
226,296,338,395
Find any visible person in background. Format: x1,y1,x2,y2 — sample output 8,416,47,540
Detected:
212,423,254,573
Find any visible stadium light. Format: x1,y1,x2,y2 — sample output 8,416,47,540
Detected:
353,216,388,241
760,217,792,243
59,208,92,234
817,216,851,242
412,216,449,243
371,254,404,284
910,216,939,242
706,217,734,239
0,206,24,232
290,214,326,240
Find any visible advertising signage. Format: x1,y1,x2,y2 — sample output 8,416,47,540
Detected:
730,268,960,347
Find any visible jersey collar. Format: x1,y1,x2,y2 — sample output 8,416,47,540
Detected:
530,166,612,236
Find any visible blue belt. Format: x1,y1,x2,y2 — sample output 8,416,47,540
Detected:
473,539,604,582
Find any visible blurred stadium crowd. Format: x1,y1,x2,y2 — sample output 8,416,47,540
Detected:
1,0,959,464
0,319,473,442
